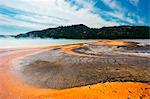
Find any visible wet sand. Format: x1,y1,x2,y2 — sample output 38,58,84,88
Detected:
0,40,150,98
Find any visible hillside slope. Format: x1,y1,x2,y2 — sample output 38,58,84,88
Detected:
15,24,150,39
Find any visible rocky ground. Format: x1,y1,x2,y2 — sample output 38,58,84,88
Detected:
13,40,150,89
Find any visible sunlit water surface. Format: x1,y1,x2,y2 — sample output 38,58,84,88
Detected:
0,38,95,47
0,38,149,48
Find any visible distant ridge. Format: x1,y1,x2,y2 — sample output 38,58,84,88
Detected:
0,35,14,38
15,24,150,39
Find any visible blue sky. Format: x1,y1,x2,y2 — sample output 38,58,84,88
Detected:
0,0,149,35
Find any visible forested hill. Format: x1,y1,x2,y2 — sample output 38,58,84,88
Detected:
15,24,150,39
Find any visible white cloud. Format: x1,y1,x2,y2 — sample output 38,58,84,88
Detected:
0,13,50,29
101,0,124,11
105,11,135,24
101,0,143,25
0,0,120,34
128,0,139,6
0,0,145,35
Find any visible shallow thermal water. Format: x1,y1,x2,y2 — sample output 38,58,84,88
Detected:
0,38,94,47
0,38,149,48
122,39,150,46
